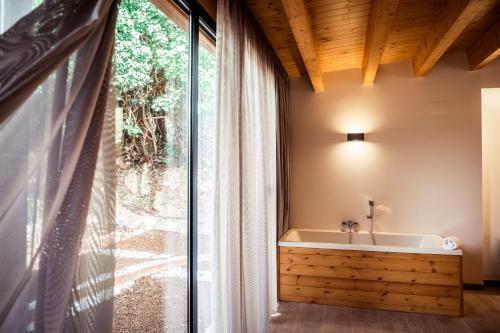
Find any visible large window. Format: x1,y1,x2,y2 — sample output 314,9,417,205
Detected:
111,0,215,332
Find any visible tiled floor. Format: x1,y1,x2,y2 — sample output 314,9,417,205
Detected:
271,288,500,332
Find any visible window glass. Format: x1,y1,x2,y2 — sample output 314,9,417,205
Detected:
197,26,217,333
112,0,189,331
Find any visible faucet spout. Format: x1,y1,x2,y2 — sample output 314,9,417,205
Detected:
341,220,359,244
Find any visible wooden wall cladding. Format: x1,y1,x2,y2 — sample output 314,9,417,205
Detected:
279,246,464,316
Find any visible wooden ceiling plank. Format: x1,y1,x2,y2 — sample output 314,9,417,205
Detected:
467,20,500,69
362,0,400,85
309,5,373,21
306,0,372,12
197,0,216,20
412,0,484,77
281,0,324,91
250,0,499,80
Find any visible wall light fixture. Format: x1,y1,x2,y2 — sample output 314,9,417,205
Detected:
347,133,365,141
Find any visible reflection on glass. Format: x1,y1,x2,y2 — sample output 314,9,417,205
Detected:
197,27,216,333
112,0,189,331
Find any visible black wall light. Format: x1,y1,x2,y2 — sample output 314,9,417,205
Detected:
347,133,365,141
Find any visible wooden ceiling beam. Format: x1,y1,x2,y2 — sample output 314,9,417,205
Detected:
281,0,324,92
412,0,484,77
467,20,500,70
362,0,400,85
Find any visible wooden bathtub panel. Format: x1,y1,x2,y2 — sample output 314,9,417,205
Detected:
280,295,460,316
281,253,460,274
278,246,463,316
280,285,459,311
280,264,460,286
279,246,460,263
280,274,460,298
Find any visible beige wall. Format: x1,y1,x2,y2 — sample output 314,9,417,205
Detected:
482,88,500,280
289,52,500,284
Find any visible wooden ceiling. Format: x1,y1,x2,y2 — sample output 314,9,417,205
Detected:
246,0,500,91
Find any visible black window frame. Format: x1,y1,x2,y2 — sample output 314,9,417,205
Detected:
167,1,216,332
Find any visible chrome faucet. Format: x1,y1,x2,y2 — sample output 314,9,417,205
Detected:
341,220,359,244
341,220,360,232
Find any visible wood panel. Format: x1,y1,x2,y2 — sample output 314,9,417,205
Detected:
198,0,216,20
281,253,460,273
280,263,460,286
308,0,371,73
362,0,400,84
247,0,305,76
279,295,459,316
281,0,324,91
280,246,460,262
280,285,459,310
411,0,484,76
151,0,214,52
381,0,449,65
451,0,500,51
248,0,500,83
467,20,500,69
280,274,460,297
278,246,463,316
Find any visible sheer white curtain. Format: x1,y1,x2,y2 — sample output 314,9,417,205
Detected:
212,1,284,332
0,1,117,331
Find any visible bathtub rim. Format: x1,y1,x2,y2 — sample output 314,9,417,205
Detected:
278,228,463,256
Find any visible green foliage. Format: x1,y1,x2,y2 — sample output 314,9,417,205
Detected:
114,0,216,171
114,0,188,93
123,115,142,137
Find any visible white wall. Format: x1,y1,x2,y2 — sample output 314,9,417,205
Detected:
289,52,500,283
482,88,500,280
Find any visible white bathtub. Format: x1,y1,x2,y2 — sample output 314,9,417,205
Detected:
278,229,462,256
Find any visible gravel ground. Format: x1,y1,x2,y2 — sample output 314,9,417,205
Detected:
111,168,203,333
112,228,188,332
112,276,166,333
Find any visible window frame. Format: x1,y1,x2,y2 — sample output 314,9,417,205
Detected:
167,1,216,332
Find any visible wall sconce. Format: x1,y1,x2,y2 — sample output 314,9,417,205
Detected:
347,133,365,141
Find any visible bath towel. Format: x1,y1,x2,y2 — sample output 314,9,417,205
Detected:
443,236,461,250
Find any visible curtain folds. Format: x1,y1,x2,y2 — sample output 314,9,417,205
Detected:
213,0,289,332
276,72,290,240
0,0,116,120
0,1,117,332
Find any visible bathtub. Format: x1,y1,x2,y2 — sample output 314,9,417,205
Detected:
278,228,464,316
278,229,463,256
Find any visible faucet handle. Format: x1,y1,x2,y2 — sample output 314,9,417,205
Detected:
341,221,348,232
352,222,360,232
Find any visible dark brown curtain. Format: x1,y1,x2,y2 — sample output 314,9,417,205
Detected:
276,73,290,240
0,1,118,332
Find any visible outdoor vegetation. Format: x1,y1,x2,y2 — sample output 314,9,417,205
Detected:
114,0,215,211
111,0,216,331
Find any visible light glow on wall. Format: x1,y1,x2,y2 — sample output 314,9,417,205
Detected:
333,141,379,172
329,99,381,135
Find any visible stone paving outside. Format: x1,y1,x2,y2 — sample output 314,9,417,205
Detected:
111,168,213,333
